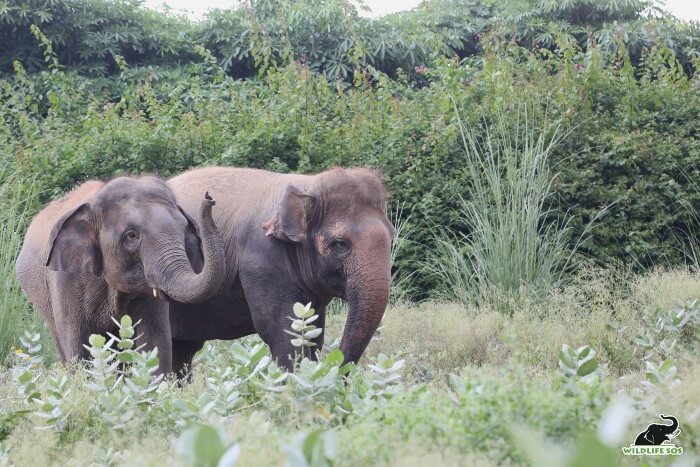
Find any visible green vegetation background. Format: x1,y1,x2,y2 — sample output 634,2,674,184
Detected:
0,2,699,465
1,0,699,296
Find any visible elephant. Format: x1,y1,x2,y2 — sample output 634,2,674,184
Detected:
15,176,225,374
634,415,680,445
167,166,395,374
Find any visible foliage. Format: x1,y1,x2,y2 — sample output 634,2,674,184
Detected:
0,271,697,464
82,315,164,430
0,171,43,363
634,298,700,361
2,0,698,80
0,0,195,75
2,19,699,295
286,302,323,350
174,423,241,467
427,106,607,304
282,430,336,467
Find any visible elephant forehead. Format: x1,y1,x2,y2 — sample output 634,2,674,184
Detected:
95,178,175,210
329,216,391,240
101,203,184,233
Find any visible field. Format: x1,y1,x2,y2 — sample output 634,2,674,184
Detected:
0,269,696,465
1,0,700,465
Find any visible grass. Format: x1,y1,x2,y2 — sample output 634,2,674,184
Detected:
0,171,45,363
0,268,697,466
426,107,606,306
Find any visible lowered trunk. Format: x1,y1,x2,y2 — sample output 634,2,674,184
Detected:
339,229,392,364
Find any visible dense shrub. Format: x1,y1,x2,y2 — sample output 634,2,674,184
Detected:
2,0,698,79
1,0,699,295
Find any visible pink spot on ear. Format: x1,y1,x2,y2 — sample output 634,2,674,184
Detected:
262,214,279,236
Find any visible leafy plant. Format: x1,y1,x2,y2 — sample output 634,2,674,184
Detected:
286,302,323,350
641,358,679,395
634,299,699,360
174,423,240,467
32,374,71,431
282,430,336,467
82,315,164,429
557,344,604,399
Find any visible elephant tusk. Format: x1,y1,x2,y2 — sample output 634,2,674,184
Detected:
153,288,158,298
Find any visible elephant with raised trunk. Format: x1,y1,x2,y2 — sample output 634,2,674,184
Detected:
634,415,680,445
16,176,225,374
168,167,395,373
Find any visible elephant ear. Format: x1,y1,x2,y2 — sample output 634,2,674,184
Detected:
263,184,314,243
178,205,204,273
46,203,103,275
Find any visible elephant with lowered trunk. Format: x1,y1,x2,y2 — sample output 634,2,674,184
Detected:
16,176,225,374
168,166,395,374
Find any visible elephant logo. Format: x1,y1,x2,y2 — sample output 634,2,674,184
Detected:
622,414,684,456
634,414,680,445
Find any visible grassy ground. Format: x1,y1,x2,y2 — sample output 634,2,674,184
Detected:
0,268,697,466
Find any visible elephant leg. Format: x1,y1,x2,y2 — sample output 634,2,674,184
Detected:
50,273,125,364
52,310,92,363
172,340,204,380
50,278,93,363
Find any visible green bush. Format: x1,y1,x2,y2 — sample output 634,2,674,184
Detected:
1,1,699,296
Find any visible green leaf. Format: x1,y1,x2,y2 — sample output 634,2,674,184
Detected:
89,334,106,348
659,358,673,373
120,315,133,328
293,302,308,318
117,352,134,363
576,346,591,360
569,432,617,467
576,358,598,377
558,348,575,369
18,370,33,384
217,443,241,467
325,349,344,366
176,423,228,467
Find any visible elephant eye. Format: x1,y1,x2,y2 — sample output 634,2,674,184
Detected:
330,238,350,253
123,229,140,243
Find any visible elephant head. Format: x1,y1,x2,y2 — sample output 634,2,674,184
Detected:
634,415,680,445
46,176,225,303
263,168,395,363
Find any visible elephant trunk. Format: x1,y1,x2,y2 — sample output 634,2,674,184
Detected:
149,193,225,303
660,415,679,433
339,223,392,364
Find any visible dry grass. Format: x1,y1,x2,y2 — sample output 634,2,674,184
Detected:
328,267,700,381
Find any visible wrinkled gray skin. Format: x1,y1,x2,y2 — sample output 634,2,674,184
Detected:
15,176,225,374
169,167,395,374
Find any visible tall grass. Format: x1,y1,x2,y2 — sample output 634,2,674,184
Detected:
427,107,600,305
671,166,700,270
0,170,40,363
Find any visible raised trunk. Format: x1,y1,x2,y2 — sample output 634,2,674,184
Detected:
660,415,679,433
339,238,392,364
151,193,225,303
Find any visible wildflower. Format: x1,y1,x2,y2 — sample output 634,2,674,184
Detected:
574,63,584,72
414,65,428,74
